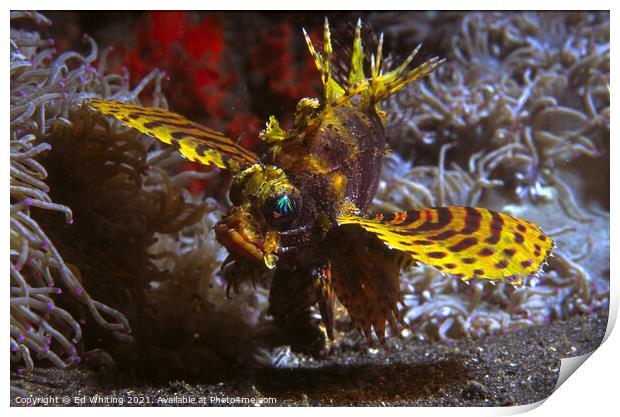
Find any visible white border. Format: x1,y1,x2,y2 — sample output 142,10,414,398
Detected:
5,3,617,415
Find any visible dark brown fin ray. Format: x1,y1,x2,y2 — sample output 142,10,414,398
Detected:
325,224,405,343
312,261,335,340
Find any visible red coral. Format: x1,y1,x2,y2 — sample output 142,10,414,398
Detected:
225,114,261,150
122,12,233,120
149,11,186,50
113,12,240,195
251,23,320,102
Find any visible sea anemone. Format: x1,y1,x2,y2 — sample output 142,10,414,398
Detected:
379,12,609,205
11,10,130,375
10,11,268,383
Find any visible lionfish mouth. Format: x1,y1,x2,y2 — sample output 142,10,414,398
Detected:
214,206,279,269
215,221,264,262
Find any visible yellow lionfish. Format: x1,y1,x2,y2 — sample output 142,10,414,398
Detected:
87,19,553,350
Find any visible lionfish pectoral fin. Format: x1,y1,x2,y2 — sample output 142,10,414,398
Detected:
312,261,335,340
337,207,554,286
326,225,405,343
87,99,259,172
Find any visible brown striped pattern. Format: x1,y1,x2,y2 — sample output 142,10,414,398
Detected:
338,206,554,285
88,99,259,171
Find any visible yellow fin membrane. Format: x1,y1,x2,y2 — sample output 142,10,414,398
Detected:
88,99,259,172
338,207,554,285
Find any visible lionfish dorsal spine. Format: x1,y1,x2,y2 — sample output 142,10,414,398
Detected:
302,18,445,109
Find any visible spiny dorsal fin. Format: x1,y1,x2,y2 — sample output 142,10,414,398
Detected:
301,18,444,109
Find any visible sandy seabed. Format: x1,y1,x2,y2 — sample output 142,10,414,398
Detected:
11,313,606,407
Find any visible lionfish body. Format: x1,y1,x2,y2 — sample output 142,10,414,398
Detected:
88,19,554,349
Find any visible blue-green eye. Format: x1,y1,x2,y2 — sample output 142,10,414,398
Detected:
263,193,298,228
275,195,293,216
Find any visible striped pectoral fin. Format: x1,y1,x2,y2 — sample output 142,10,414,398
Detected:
87,99,259,172
337,207,554,286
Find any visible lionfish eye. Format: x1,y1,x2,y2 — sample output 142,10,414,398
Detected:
263,193,298,229
274,195,294,217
